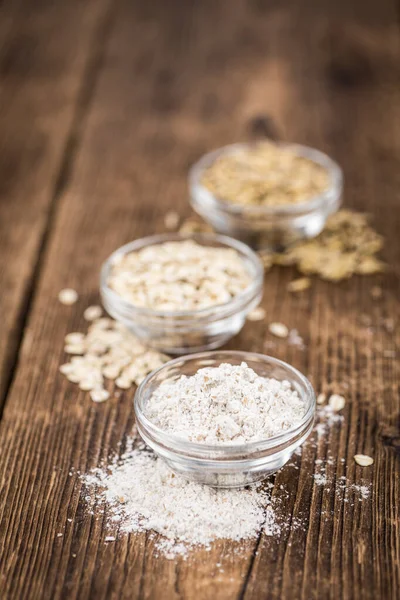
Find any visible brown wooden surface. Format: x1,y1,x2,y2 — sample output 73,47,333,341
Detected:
0,0,399,598
0,0,114,406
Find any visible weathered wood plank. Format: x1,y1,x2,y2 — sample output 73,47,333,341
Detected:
0,0,399,599
241,2,400,599
0,0,114,407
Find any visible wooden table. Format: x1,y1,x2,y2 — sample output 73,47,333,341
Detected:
0,0,399,598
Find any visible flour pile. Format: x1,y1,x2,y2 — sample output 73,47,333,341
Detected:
83,442,279,557
145,362,307,443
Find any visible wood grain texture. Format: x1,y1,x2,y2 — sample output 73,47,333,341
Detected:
0,0,399,599
0,0,114,407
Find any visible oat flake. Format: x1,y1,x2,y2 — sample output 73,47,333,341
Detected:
328,394,346,411
60,309,169,401
84,305,103,321
90,389,110,403
247,307,266,321
271,210,385,281
58,289,78,305
287,278,311,293
268,322,289,338
354,454,374,467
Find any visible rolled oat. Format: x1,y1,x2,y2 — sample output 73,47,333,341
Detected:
108,240,252,312
246,307,266,321
354,454,374,467
202,142,329,207
60,310,169,401
268,322,289,338
271,210,385,281
328,394,346,411
58,288,78,305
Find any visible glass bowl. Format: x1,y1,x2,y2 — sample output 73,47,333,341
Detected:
134,351,316,488
189,142,343,251
100,233,263,354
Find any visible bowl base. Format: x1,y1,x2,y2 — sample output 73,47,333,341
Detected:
162,452,293,489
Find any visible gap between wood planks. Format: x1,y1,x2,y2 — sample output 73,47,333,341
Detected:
0,1,117,419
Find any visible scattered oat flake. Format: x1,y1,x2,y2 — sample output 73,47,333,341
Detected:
67,373,82,384
105,536,116,542
354,454,374,466
79,380,97,392
317,393,326,405
356,256,385,275
268,322,289,338
65,344,85,355
103,365,121,379
84,305,103,321
58,289,78,305
60,312,170,401
90,389,110,403
247,307,266,322
116,377,131,390
270,210,385,282
328,394,346,411
57,533,63,537
164,211,180,230
65,332,85,345
287,278,311,293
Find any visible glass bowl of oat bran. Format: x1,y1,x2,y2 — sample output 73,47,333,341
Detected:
189,141,343,251
100,233,263,354
135,351,316,488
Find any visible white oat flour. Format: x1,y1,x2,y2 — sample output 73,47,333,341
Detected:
84,444,279,558
144,362,307,444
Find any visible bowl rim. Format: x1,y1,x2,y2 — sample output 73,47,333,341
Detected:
134,350,316,457
189,141,343,217
100,232,264,320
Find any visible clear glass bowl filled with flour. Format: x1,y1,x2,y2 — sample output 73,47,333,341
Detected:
189,141,343,251
135,351,316,488
100,233,263,354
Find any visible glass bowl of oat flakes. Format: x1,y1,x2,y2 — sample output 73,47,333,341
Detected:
189,141,343,250
100,233,263,354
135,351,316,488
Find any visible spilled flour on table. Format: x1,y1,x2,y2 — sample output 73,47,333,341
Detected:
83,440,280,558
307,403,372,503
